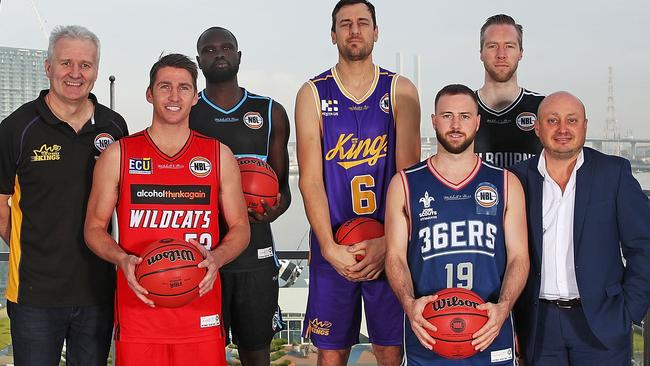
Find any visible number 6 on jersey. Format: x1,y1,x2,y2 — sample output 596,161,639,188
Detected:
351,175,376,215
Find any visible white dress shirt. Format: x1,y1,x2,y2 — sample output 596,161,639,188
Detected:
537,149,584,300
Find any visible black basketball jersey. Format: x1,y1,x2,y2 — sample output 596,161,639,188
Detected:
474,88,544,168
189,88,278,272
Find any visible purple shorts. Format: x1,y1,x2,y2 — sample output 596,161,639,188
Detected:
302,263,404,349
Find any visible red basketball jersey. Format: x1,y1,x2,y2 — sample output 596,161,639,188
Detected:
116,129,223,344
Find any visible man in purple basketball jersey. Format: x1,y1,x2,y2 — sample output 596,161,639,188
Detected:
295,0,421,364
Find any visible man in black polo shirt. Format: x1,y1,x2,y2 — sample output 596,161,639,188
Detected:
0,25,128,366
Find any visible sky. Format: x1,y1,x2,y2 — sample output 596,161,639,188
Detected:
1,0,649,139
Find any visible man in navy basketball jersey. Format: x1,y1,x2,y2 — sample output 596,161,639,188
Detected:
385,84,529,365
190,27,291,366
475,14,545,168
295,0,421,364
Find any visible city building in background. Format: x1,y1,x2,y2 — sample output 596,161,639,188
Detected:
0,46,48,121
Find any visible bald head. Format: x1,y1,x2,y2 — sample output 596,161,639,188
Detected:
538,91,586,119
535,91,588,161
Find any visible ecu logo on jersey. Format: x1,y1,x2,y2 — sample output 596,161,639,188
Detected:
189,156,212,178
129,158,152,174
243,112,264,130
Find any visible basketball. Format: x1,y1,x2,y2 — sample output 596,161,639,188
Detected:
335,217,384,261
422,288,489,359
135,238,206,308
237,157,279,214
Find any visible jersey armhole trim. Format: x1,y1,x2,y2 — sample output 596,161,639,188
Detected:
266,99,273,159
503,169,508,222
306,80,322,133
399,170,412,241
390,74,400,126
117,139,125,205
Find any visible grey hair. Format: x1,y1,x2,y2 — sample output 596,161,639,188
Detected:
47,25,101,63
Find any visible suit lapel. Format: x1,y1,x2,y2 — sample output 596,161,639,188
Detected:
573,149,594,258
528,159,544,267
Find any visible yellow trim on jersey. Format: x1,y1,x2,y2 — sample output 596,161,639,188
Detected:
390,73,400,125
307,80,323,132
331,65,380,104
7,176,22,303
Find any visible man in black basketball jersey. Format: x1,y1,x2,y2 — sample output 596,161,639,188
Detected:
190,27,291,366
475,14,544,168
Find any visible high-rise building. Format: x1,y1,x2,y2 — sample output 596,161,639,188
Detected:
0,46,49,120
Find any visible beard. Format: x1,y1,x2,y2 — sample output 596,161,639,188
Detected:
436,130,476,154
484,62,518,83
202,62,239,83
337,40,374,62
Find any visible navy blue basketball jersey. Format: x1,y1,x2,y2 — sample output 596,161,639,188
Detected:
400,157,515,365
189,89,278,272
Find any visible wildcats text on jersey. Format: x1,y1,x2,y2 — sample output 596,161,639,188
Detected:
128,209,211,229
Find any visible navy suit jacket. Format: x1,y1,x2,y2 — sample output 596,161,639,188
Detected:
510,147,650,362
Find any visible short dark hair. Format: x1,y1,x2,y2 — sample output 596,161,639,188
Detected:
148,53,198,91
331,0,377,32
480,14,523,51
434,84,478,112
196,26,238,51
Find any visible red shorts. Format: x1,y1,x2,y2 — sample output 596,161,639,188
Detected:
116,338,226,366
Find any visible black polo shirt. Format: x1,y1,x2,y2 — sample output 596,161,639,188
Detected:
0,90,128,306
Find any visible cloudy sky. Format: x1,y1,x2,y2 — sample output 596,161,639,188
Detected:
1,0,648,139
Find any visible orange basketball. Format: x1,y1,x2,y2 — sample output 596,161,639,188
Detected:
422,288,489,359
135,238,206,308
237,157,279,214
335,217,384,261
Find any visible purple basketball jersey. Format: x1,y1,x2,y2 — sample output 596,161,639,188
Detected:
302,66,403,349
309,65,398,265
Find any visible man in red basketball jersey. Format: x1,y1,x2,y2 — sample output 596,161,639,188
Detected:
385,84,529,365
84,54,250,366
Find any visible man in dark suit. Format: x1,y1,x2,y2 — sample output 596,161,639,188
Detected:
510,91,650,366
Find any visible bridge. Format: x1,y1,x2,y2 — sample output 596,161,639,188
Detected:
287,136,650,173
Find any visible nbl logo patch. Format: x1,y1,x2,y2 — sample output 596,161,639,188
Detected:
189,156,212,178
516,112,537,131
94,133,115,152
379,93,390,114
243,112,264,130
129,158,152,174
475,182,499,216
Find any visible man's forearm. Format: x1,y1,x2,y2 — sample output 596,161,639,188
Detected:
85,227,128,266
498,256,529,310
213,223,250,268
386,253,416,309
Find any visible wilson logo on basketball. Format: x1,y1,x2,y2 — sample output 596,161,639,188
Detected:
94,133,115,152
431,296,480,311
325,133,388,169
516,112,537,131
189,156,212,178
243,112,264,129
146,249,196,266
474,184,498,208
